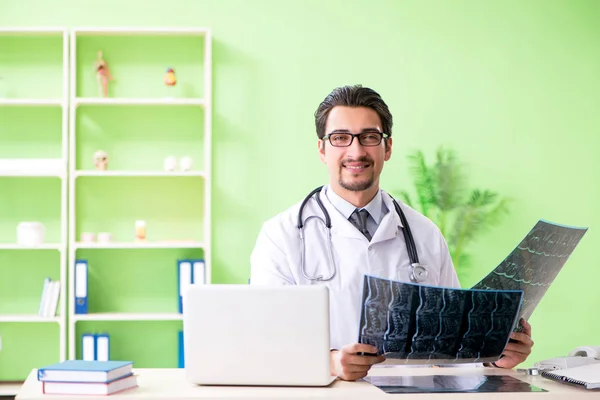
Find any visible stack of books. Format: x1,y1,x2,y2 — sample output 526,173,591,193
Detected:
37,360,137,395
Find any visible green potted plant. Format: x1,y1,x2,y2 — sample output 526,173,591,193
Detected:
396,147,511,271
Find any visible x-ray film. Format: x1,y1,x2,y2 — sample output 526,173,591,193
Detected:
366,374,546,393
358,275,523,364
472,220,587,331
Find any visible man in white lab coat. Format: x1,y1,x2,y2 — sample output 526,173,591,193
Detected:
250,85,534,381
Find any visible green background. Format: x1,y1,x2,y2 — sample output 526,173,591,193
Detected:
1,0,599,380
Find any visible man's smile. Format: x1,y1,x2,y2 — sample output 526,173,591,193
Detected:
342,161,372,173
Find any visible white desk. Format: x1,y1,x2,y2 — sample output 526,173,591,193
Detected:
15,366,598,399
0,382,23,396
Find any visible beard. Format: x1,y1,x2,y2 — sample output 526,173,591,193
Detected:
339,175,374,191
338,157,375,192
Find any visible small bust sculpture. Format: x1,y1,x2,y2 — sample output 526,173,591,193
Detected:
94,150,108,170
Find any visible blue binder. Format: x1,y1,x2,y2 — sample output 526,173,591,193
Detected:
81,333,96,361
95,333,110,361
177,260,193,313
74,260,88,314
192,259,205,285
178,330,184,368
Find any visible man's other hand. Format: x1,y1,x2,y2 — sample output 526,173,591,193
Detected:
330,343,386,381
495,319,534,369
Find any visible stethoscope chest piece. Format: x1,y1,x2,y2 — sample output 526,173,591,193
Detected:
410,263,428,283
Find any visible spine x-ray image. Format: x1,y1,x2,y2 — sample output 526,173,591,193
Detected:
358,275,523,364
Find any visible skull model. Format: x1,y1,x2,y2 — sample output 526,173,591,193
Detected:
94,150,108,170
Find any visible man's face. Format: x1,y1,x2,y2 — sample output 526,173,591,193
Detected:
318,106,392,193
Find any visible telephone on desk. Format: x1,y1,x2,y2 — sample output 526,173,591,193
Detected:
529,346,600,373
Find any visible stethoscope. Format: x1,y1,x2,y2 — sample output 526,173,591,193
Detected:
297,186,428,283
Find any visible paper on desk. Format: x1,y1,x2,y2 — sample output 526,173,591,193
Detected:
357,275,523,364
471,220,587,331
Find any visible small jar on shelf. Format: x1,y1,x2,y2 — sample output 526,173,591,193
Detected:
135,220,147,242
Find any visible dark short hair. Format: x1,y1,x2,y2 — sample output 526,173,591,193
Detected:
314,85,393,139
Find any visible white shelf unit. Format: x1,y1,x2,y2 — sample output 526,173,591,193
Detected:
0,244,63,250
67,27,212,360
74,241,205,249
0,172,64,178
74,170,206,178
0,315,61,323
0,28,69,368
72,313,183,322
0,98,64,106
74,97,205,106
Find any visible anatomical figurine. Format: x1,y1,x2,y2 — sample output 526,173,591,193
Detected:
95,51,113,97
94,150,108,170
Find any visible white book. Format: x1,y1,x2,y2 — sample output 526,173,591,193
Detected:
42,280,55,317
38,278,50,316
42,374,137,395
47,281,61,317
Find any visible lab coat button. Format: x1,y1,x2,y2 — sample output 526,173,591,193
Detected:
368,246,372,251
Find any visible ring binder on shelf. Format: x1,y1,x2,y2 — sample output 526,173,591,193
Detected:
75,260,88,314
96,333,110,362
178,260,193,314
82,333,96,361
178,330,184,368
192,259,205,285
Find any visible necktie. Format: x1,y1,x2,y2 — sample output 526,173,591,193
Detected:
349,209,372,241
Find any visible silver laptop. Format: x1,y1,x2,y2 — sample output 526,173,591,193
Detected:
182,284,336,386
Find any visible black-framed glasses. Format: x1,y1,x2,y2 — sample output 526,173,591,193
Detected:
322,132,389,147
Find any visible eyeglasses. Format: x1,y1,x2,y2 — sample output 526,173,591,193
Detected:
322,131,389,147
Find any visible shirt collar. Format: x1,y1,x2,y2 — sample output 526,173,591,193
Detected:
324,185,385,224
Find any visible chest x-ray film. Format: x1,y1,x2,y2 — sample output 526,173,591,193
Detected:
472,220,587,331
358,275,523,364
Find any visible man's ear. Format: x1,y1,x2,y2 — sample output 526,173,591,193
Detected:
318,139,326,163
384,137,392,161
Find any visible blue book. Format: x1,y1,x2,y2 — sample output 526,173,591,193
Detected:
37,360,133,383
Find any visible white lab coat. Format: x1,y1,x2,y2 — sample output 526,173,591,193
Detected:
250,188,461,350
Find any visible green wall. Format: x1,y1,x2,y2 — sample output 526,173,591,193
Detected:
1,0,599,378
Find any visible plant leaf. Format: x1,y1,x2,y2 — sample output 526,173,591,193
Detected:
399,190,413,208
398,147,511,271
435,147,466,211
406,150,437,218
